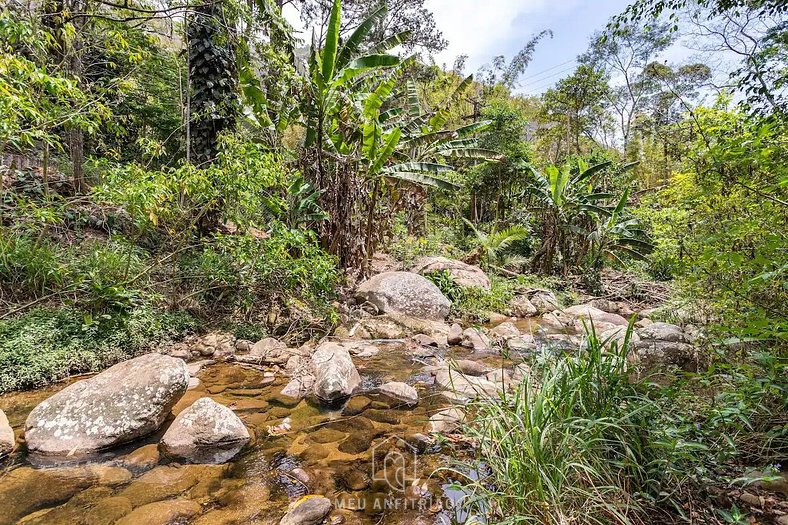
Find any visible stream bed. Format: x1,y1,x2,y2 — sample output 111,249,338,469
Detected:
0,320,573,525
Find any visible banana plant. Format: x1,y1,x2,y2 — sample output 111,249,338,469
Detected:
300,0,504,270
303,0,406,150
586,188,653,270
525,159,645,274
462,218,529,267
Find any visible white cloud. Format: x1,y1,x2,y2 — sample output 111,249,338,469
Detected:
425,0,581,69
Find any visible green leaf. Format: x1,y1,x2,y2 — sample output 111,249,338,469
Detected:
363,77,396,119
386,162,454,173
406,79,421,118
455,120,492,136
370,128,401,174
336,4,387,70
574,160,612,184
436,147,501,160
367,30,413,55
321,0,341,83
385,172,460,190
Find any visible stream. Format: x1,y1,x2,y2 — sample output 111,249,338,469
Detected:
0,317,575,525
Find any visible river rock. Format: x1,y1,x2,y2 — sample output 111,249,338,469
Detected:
193,332,236,360
160,398,250,464
355,271,451,320
378,382,419,406
451,359,493,376
508,295,538,317
599,326,640,347
411,256,491,290
562,304,628,326
539,311,569,330
489,321,520,340
529,290,559,313
0,409,14,458
0,467,93,524
412,333,438,347
312,343,361,403
119,443,160,472
25,354,189,456
281,375,315,400
447,323,463,345
236,337,294,365
280,495,332,525
507,335,536,352
116,499,201,525
632,340,697,370
434,368,498,399
637,322,687,343
429,408,465,433
461,328,491,351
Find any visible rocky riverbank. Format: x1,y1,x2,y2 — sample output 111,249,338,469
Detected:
0,262,709,525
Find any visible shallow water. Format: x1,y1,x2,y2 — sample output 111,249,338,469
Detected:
0,324,571,525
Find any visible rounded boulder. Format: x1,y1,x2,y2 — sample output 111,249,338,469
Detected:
25,354,189,456
355,271,451,321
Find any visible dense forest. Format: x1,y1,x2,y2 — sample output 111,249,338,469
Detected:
0,0,786,524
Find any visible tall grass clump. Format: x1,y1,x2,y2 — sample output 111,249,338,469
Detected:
453,323,699,524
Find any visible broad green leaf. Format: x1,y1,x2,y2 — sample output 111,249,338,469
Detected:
385,171,460,190
574,160,612,184
371,128,401,174
336,4,387,70
367,30,413,55
406,79,421,118
321,0,341,83
386,162,454,173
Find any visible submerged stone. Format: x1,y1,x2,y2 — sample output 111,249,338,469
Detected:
279,495,332,525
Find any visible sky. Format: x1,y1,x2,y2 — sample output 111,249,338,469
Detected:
424,0,634,95
282,0,658,96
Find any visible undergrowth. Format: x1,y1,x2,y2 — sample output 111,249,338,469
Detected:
0,307,196,392
451,325,787,524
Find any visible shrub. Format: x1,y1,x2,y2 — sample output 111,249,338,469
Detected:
178,223,338,319
0,307,195,392
426,271,521,321
388,217,465,268
0,233,148,312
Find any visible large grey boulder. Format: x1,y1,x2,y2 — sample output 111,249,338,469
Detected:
355,271,451,321
312,342,361,403
433,367,499,399
0,409,14,458
461,327,492,351
633,322,697,370
529,290,559,313
235,337,305,365
25,354,189,456
599,326,640,347
633,340,697,370
447,323,463,345
411,256,491,290
160,397,250,464
508,295,538,317
429,408,465,433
